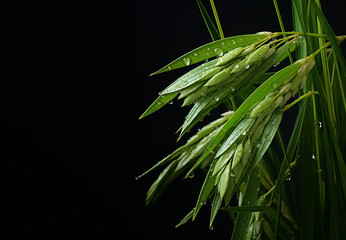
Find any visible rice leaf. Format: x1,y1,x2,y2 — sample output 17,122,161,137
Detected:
150,33,270,75
175,208,195,228
221,205,269,213
231,169,261,240
161,59,219,94
139,92,179,119
210,191,222,227
193,157,218,220
310,0,346,78
196,0,220,41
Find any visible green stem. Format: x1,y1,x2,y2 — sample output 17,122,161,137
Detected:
273,0,293,64
311,86,325,215
282,91,319,112
209,0,224,39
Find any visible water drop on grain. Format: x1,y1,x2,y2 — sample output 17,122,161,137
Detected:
183,57,191,65
214,48,224,56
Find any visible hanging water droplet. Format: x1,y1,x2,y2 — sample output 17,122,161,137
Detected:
312,154,316,159
209,226,214,230
183,57,191,65
168,101,173,105
214,48,224,56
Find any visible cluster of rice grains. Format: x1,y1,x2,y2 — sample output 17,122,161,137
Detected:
138,32,315,231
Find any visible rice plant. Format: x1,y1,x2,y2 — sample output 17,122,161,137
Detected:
138,0,346,239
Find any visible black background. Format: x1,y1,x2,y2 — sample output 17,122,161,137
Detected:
3,0,345,239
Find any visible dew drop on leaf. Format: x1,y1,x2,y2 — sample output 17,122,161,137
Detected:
183,57,191,65
214,48,224,56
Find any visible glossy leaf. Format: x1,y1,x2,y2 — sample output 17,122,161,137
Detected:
150,33,270,75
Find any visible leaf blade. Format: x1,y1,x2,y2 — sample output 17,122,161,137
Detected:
151,33,270,75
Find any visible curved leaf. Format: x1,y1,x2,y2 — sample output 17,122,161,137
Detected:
151,33,271,75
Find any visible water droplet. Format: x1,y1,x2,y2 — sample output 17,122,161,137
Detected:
231,87,235,92
167,66,172,70
169,101,173,105
272,83,278,89
242,131,247,136
273,62,280,67
183,57,191,65
214,48,224,56
230,170,235,177
207,47,211,51
157,102,162,105
197,128,201,132
193,52,198,56
209,226,214,230
285,170,291,181
215,96,220,101
188,172,195,178
245,64,250,69
312,154,316,159
221,41,225,46
315,121,323,128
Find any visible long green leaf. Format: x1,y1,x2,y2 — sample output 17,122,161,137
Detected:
151,33,270,75
310,0,346,78
139,91,179,119
196,0,220,41
231,169,261,240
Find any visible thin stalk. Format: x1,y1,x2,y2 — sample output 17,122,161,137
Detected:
209,0,224,39
273,0,293,63
274,190,282,239
282,91,319,112
311,86,325,215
